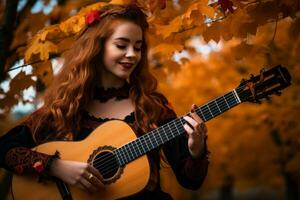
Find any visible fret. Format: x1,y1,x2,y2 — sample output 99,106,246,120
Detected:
172,120,181,137
125,143,133,161
213,100,222,113
179,117,185,126
151,133,157,148
131,141,139,158
156,129,164,144
216,96,228,112
208,101,219,116
134,139,142,156
121,146,129,164
224,92,237,107
177,118,185,134
161,125,169,142
145,134,153,150
201,105,213,120
167,123,174,138
127,143,135,160
197,106,207,121
232,90,241,103
138,136,147,154
142,135,150,152
222,95,230,109
207,103,215,117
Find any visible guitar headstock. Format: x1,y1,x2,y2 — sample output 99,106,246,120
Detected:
236,65,291,103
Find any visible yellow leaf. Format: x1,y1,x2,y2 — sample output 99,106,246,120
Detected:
40,25,65,42
59,15,86,36
155,16,182,39
151,43,184,57
109,0,132,5
25,39,58,63
198,2,215,18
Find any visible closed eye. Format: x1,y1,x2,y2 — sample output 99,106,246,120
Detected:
116,45,126,49
116,44,141,51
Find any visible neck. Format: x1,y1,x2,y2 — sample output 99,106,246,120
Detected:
98,67,126,89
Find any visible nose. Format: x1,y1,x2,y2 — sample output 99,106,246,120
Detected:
125,46,137,59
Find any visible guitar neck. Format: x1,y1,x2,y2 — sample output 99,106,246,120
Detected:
114,89,242,166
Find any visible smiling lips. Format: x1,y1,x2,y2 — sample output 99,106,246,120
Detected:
119,62,134,70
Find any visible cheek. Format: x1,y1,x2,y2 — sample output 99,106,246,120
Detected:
104,46,123,65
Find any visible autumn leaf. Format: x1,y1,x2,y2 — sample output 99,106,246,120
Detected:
149,0,166,13
59,14,86,35
231,41,253,60
25,39,58,63
155,16,182,39
0,71,35,110
151,43,184,58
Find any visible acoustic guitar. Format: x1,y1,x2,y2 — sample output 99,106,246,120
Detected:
9,65,291,200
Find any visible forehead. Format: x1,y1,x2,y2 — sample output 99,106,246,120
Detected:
110,21,143,42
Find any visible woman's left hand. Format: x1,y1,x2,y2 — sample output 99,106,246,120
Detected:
183,104,208,158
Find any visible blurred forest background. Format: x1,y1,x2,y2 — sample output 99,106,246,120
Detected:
0,0,299,199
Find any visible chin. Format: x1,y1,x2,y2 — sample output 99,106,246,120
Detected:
116,73,130,80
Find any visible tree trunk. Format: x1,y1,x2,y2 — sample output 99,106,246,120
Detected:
284,173,299,200
0,0,18,82
219,175,234,200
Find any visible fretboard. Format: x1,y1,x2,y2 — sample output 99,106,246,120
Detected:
114,90,241,166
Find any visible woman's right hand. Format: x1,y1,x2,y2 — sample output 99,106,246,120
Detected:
49,159,104,192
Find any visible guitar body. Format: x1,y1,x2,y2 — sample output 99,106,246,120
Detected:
10,120,150,200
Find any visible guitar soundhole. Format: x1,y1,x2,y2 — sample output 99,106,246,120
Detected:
88,145,124,184
93,151,119,179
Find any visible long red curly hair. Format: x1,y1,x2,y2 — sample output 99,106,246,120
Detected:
29,4,173,143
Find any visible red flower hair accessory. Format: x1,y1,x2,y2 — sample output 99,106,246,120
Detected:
85,10,101,25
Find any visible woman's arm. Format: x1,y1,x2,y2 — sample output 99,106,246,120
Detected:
156,95,209,190
0,121,104,191
0,124,55,175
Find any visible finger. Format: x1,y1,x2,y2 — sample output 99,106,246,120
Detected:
183,116,199,128
190,111,203,124
198,123,208,134
88,165,103,181
183,124,194,136
80,177,97,193
87,172,104,189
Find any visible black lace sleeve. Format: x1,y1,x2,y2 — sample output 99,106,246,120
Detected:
0,125,57,175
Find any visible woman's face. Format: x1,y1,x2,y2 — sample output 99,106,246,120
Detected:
101,20,143,81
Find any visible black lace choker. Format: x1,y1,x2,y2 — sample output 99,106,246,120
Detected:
94,82,131,103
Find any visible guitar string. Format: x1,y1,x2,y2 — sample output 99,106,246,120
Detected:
91,95,239,177
90,93,239,173
96,97,239,177
97,94,245,178
91,94,239,176
91,91,240,169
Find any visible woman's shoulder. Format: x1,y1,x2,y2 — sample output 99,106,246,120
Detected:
21,107,47,127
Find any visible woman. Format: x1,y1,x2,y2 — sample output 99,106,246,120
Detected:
0,4,209,199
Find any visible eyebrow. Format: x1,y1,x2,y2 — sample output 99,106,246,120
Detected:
115,37,143,43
